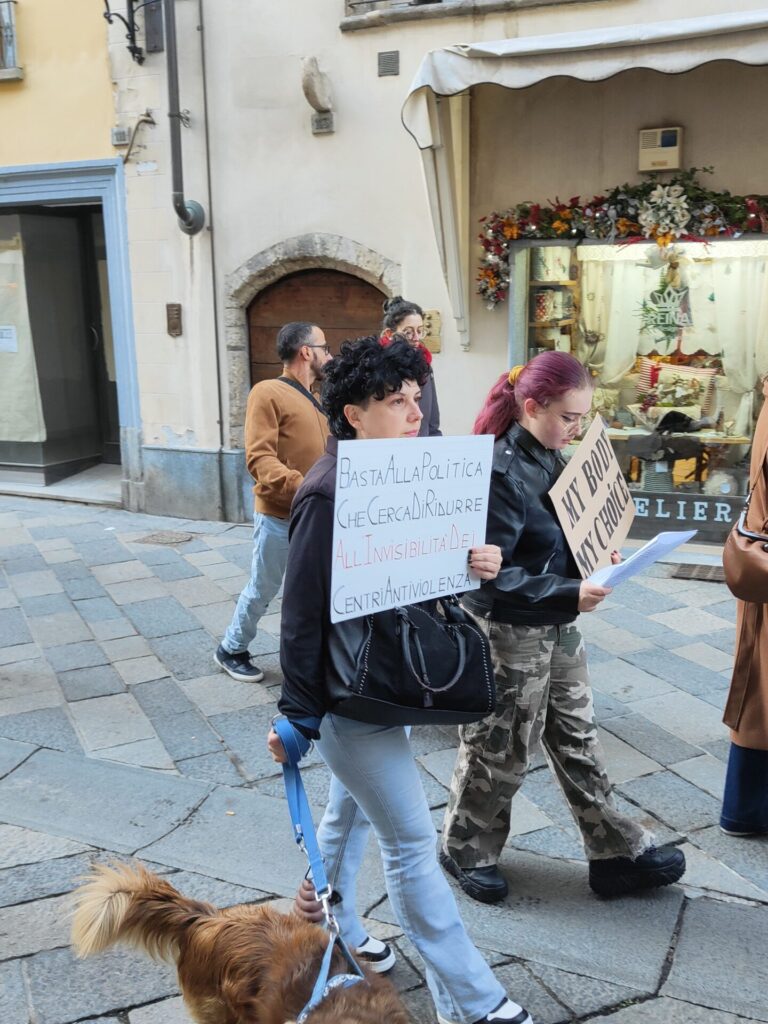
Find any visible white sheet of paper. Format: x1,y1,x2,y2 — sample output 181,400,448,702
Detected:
589,530,698,587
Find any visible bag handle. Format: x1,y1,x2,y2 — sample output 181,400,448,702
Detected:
397,608,468,697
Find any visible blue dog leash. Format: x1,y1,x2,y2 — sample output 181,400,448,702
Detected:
273,718,366,1022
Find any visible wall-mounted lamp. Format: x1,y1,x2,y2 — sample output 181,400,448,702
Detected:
103,0,163,65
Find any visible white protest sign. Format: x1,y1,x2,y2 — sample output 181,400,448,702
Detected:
549,416,635,579
330,435,494,623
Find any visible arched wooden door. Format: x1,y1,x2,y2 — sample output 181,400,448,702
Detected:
247,269,386,384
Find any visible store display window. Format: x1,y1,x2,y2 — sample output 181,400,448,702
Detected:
510,239,768,539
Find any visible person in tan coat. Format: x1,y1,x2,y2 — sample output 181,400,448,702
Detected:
721,371,768,837
214,322,330,681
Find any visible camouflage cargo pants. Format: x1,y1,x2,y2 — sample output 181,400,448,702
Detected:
442,618,652,866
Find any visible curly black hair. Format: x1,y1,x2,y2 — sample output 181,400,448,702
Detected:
321,335,430,440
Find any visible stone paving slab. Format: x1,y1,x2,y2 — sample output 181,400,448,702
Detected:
96,736,177,771
676,842,768,900
689,827,768,892
68,693,156,752
626,692,727,747
149,709,224,760
123,596,201,639
0,606,33,648
0,497,756,1023
130,677,195,717
670,754,727,799
25,945,179,1024
625,649,729,697
662,898,768,1021
527,963,648,1019
57,665,126,701
148,629,221,680
590,658,675,701
0,891,72,958
139,785,325,895
0,736,35,778
602,713,702,766
0,749,210,853
178,672,273,716
0,824,92,869
140,782,390,916
591,996,746,1024
0,706,81,752
618,770,721,832
374,849,685,991
0,960,28,1023
0,851,101,908
485,962,570,1023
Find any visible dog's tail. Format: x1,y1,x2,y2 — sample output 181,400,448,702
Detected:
71,861,215,964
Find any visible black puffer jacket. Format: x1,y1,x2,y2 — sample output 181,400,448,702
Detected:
462,423,582,626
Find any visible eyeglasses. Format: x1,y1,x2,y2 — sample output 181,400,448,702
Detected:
306,344,330,355
548,409,588,429
398,326,426,341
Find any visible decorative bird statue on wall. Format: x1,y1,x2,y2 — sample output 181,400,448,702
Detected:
301,56,333,114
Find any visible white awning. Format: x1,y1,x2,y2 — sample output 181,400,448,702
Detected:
401,10,768,345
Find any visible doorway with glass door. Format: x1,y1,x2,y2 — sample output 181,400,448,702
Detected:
0,205,120,486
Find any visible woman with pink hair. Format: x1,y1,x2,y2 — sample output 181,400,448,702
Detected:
440,351,686,902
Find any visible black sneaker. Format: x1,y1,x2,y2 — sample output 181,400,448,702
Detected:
439,850,508,904
213,644,264,683
438,997,533,1024
355,935,396,974
589,844,686,898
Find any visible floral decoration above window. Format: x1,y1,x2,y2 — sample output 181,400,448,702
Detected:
477,168,768,307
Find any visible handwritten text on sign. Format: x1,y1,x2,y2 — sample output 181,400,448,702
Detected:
549,416,634,579
331,435,493,623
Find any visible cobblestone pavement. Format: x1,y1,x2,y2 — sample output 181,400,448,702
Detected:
1,495,767,1024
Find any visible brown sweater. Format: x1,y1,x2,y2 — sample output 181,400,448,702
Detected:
244,375,329,519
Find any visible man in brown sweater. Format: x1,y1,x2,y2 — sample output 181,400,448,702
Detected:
214,322,330,681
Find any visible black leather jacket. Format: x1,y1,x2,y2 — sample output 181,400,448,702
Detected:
462,423,582,626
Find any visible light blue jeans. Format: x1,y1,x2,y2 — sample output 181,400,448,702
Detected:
315,715,507,1023
221,511,289,655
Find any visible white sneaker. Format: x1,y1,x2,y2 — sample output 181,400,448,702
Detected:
437,997,533,1024
355,935,396,974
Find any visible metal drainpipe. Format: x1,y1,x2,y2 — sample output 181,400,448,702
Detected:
163,0,205,235
198,0,228,521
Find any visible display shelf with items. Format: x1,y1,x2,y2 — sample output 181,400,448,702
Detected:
505,238,768,541
526,246,580,361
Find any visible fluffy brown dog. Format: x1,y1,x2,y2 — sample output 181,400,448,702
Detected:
71,861,410,1024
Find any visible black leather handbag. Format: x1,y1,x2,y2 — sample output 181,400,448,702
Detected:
332,597,496,727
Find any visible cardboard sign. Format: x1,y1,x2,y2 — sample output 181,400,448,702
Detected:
549,416,635,578
330,435,493,623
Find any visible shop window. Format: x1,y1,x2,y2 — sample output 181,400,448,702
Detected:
517,239,768,536
0,0,21,78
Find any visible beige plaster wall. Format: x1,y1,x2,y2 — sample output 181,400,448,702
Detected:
0,0,114,165
115,0,768,447
107,3,220,450
468,61,768,385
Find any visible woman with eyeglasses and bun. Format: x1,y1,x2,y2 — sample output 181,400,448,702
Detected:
440,350,686,904
381,296,441,436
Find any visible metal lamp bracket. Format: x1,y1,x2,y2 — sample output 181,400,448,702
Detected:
103,0,160,64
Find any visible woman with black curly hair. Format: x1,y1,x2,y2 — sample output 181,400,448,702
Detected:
381,295,441,436
267,336,530,1024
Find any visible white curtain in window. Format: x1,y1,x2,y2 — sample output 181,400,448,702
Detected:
710,240,768,437
576,245,651,384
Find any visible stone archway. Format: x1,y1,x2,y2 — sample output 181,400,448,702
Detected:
224,233,401,446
